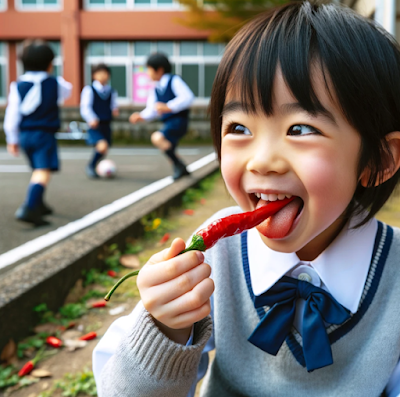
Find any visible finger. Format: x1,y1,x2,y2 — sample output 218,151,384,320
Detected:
147,238,186,265
155,278,214,322
169,301,212,330
142,249,204,287
152,262,211,304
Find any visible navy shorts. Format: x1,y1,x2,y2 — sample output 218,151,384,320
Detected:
161,117,188,146
19,130,59,171
87,122,112,146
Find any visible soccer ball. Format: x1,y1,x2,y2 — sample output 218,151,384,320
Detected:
96,159,117,178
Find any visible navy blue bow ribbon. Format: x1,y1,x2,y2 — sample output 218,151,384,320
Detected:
248,276,351,372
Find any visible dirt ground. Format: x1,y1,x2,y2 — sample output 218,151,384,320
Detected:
3,179,400,397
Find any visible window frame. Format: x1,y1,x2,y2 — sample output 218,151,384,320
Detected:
15,0,63,11
0,42,8,105
83,0,183,11
85,41,225,106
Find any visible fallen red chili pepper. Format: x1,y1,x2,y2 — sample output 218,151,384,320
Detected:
107,270,117,278
18,346,56,377
46,336,63,348
159,233,170,244
183,209,194,216
91,301,107,308
79,332,97,341
104,197,294,301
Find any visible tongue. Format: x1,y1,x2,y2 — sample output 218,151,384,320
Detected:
256,197,302,239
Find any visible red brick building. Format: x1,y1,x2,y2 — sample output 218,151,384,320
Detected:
0,0,224,108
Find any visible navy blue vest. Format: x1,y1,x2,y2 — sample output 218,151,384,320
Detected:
18,76,60,133
155,75,190,122
92,85,112,122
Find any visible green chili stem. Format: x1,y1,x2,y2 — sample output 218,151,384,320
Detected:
104,270,140,301
104,235,206,301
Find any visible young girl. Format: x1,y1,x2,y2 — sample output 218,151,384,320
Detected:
93,3,400,396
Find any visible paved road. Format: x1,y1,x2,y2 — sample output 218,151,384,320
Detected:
0,145,214,255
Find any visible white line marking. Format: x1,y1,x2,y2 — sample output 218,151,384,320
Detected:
0,165,31,173
0,152,217,271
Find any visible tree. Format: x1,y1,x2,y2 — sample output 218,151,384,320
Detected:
175,0,363,42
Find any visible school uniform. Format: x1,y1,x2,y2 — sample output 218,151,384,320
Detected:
4,72,72,171
80,80,118,146
140,73,194,179
3,71,72,225
93,209,400,397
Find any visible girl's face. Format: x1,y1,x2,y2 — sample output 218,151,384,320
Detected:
220,68,362,260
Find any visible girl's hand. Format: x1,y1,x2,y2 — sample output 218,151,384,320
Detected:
129,112,143,124
137,238,214,345
7,144,19,157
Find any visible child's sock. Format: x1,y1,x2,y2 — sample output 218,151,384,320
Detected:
164,148,184,167
90,151,104,169
26,183,45,210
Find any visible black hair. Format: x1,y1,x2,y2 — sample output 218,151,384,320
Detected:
146,53,172,74
210,1,400,227
21,40,54,72
91,63,111,77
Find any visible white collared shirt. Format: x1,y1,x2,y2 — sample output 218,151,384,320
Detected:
139,73,194,121
3,72,72,144
80,80,118,124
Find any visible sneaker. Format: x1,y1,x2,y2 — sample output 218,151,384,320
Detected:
15,205,50,226
173,163,190,180
86,164,99,179
39,202,53,215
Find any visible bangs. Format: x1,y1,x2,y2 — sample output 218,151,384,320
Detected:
228,3,327,117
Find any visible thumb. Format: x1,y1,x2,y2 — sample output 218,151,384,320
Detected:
163,238,186,261
147,238,186,265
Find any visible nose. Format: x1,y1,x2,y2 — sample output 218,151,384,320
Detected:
246,138,289,176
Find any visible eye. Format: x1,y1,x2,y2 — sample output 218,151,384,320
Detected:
226,123,252,136
287,124,321,136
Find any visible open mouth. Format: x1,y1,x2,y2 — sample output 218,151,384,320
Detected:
249,192,304,239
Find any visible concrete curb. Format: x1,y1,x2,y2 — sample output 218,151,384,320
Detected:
0,160,219,351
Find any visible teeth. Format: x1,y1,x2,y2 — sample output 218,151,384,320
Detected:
256,193,293,201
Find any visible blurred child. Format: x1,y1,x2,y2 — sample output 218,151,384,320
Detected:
80,63,119,178
94,3,400,396
4,40,72,226
129,53,194,180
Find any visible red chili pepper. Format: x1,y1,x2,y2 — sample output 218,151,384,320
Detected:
183,197,294,252
107,270,117,278
104,197,294,301
18,346,51,377
79,332,97,341
159,233,170,244
46,336,63,348
183,209,194,216
91,301,107,308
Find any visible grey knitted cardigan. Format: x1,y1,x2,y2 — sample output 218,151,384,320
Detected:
99,207,400,397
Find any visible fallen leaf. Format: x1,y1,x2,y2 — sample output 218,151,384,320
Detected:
183,209,195,216
61,330,82,341
0,339,17,365
119,254,140,269
42,381,49,390
33,323,61,334
31,369,52,378
63,339,87,352
109,305,126,316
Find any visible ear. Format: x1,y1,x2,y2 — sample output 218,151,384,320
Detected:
360,131,400,187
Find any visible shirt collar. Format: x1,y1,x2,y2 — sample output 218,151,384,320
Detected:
248,216,378,313
93,80,110,92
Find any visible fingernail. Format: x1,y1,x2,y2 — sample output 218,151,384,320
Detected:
196,251,204,262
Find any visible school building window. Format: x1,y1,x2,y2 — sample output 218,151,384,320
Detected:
0,42,7,102
0,0,7,11
16,0,61,10
16,41,63,78
84,0,180,9
85,41,224,105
